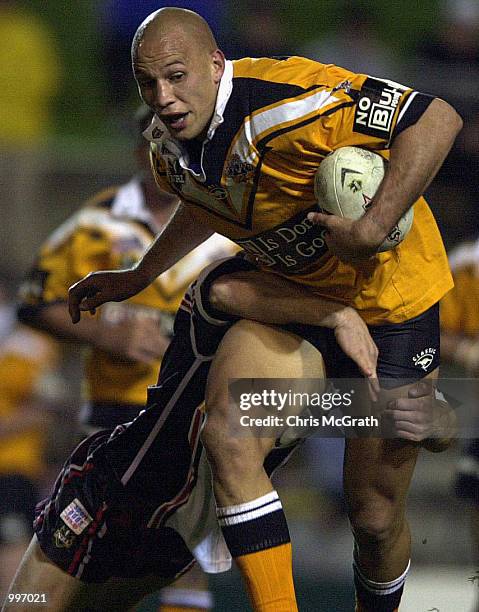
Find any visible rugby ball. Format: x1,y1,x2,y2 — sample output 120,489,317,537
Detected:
314,147,413,252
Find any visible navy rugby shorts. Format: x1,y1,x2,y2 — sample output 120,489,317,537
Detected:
34,255,440,581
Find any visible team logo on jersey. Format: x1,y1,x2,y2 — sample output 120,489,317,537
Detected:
332,79,352,94
60,498,93,535
353,77,407,139
53,525,76,549
166,158,186,186
412,348,437,371
151,126,164,140
208,186,229,200
225,154,255,184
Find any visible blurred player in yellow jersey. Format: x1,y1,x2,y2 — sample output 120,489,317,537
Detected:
440,241,479,612
0,285,61,600
68,9,462,612
16,106,235,612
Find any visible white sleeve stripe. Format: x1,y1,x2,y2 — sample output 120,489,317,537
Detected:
396,91,418,126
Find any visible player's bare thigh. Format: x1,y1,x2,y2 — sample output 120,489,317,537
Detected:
2,535,170,612
204,319,326,457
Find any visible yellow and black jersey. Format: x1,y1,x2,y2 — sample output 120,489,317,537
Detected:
146,56,452,325
441,241,479,337
18,179,236,406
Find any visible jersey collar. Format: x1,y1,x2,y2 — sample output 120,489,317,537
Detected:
111,177,157,230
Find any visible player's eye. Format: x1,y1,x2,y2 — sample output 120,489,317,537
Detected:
169,72,185,82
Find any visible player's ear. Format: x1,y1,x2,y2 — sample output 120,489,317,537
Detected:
211,49,225,83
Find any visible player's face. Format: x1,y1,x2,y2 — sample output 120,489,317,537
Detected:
133,31,225,141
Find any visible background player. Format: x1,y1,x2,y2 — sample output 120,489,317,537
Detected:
0,284,62,600
440,239,479,612
68,8,462,612
17,105,235,612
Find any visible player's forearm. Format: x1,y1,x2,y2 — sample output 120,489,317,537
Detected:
134,202,214,282
362,98,463,243
209,271,357,329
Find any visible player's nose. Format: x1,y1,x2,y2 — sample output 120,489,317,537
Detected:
154,80,176,109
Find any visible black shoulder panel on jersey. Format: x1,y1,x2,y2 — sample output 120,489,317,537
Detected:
392,92,435,140
204,78,324,186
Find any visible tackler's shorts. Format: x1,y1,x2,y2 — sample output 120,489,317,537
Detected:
34,431,195,583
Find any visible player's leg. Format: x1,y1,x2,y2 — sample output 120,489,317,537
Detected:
158,565,212,612
2,535,83,612
2,534,179,612
344,369,437,612
202,319,326,612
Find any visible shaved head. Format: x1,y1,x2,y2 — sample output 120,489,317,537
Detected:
130,7,225,140
132,8,218,63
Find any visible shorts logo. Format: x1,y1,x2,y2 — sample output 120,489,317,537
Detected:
412,347,437,371
353,77,407,139
60,498,92,535
53,525,76,549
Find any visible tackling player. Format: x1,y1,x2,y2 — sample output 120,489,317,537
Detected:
15,106,235,612
67,8,462,612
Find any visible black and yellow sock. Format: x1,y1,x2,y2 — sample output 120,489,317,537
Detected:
217,491,297,612
353,558,410,612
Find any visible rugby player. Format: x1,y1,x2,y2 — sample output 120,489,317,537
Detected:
66,8,462,612
4,257,383,612
440,240,479,612
13,106,235,612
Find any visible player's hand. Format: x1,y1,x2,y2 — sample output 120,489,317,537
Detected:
382,379,457,449
307,212,384,263
98,318,170,364
68,269,151,323
332,307,379,401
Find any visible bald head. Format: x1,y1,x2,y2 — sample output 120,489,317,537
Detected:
130,7,225,140
132,8,218,62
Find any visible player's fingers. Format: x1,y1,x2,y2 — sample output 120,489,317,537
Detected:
68,287,84,323
408,378,433,398
368,374,380,401
388,395,427,411
383,409,418,423
307,211,333,226
78,295,105,312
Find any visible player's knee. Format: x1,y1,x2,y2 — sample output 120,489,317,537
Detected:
201,416,262,481
201,415,243,466
208,277,236,313
348,499,403,548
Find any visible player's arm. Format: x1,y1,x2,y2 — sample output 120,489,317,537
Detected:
68,202,214,322
353,99,462,252
209,270,457,444
208,270,379,395
309,89,462,262
21,302,169,364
